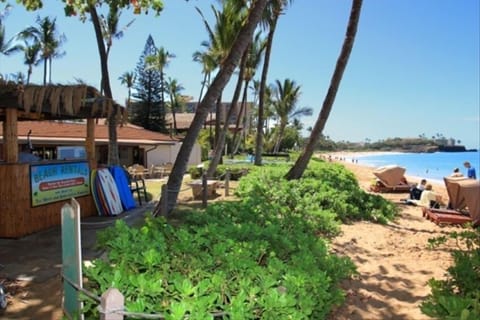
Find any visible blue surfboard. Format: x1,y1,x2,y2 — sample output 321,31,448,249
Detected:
110,165,136,211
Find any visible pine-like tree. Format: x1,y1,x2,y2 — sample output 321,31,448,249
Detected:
130,35,166,132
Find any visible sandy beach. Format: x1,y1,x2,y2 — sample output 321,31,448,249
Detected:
328,159,462,320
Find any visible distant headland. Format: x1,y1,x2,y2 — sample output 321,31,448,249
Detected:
316,135,478,153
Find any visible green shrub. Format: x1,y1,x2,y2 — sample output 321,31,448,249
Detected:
421,229,480,320
82,159,397,318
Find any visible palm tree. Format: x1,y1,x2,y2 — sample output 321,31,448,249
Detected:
255,0,293,165
271,79,312,153
166,77,184,135
192,43,216,135
119,71,135,106
231,31,266,155
146,46,175,131
99,7,134,93
0,6,22,68
21,41,41,84
196,1,245,152
286,0,363,179
153,0,269,216
205,2,250,177
19,16,66,85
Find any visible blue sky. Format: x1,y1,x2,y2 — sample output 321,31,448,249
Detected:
1,1,479,149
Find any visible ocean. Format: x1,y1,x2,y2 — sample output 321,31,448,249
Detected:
352,151,480,184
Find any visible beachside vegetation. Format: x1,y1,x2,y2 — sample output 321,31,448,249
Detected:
82,160,396,318
421,229,480,320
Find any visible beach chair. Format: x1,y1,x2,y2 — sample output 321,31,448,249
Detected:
369,165,412,193
423,176,480,226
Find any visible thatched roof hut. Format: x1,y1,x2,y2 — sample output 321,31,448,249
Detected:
0,80,122,121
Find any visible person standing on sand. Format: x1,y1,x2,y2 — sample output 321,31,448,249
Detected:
463,161,477,179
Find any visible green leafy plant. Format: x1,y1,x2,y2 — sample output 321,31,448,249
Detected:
82,159,396,318
421,229,480,320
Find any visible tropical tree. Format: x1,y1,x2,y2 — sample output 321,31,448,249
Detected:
286,0,363,179
254,0,293,165
145,46,175,133
118,70,135,115
19,16,66,85
271,78,312,153
0,6,22,69
166,77,184,135
206,1,250,177
192,41,216,140
21,41,41,84
196,1,245,152
98,5,134,93
153,0,269,215
231,31,265,155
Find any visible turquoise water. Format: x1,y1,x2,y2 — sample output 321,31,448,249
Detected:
354,152,480,184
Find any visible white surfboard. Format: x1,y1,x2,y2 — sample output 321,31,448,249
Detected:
97,168,124,216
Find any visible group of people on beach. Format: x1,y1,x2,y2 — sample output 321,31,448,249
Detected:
404,161,476,209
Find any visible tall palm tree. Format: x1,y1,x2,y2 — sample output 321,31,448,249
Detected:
153,0,269,216
272,78,312,153
192,43,216,135
254,0,293,165
21,41,41,84
99,7,134,93
196,1,244,151
0,6,22,68
19,16,66,85
166,77,184,135
146,46,175,130
286,0,363,179
100,7,134,58
231,31,265,155
119,71,135,106
206,1,250,177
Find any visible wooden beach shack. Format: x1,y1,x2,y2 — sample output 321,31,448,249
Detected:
0,81,121,238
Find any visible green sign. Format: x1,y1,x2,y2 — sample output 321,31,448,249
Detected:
30,162,90,207
61,199,83,319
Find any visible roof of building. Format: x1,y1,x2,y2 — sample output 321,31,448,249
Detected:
0,121,180,145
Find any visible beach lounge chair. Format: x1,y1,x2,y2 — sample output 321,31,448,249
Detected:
369,165,412,193
423,176,480,226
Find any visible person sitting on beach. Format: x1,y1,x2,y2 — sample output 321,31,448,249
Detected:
463,161,477,179
404,184,443,208
451,167,464,177
409,179,427,200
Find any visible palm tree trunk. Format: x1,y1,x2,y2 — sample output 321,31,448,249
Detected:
286,0,363,180
27,65,32,84
207,50,247,177
43,57,47,85
273,122,286,153
199,72,208,129
255,15,278,165
214,95,222,150
48,56,52,83
153,0,269,216
90,5,120,165
231,78,250,155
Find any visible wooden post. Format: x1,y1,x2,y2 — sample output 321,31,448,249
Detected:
160,184,168,217
202,173,207,208
86,118,96,168
100,288,124,320
4,108,18,163
225,169,230,197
